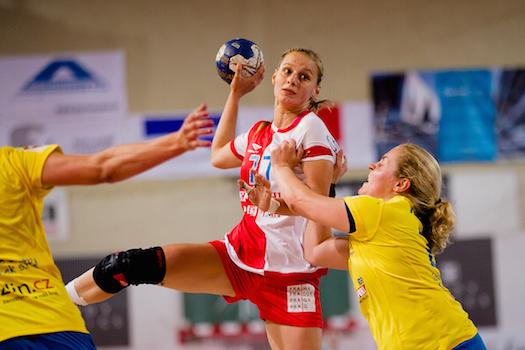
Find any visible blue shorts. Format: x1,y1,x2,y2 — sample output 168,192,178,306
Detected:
452,333,487,350
0,332,96,350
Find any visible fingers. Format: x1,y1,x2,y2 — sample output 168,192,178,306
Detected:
335,150,344,165
195,126,213,136
231,63,243,85
235,62,243,74
296,144,304,159
281,138,297,149
252,171,271,188
181,104,215,148
253,63,265,84
186,103,209,120
332,150,349,183
194,139,212,148
237,179,254,194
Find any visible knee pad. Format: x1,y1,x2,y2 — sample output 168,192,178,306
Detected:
93,247,166,294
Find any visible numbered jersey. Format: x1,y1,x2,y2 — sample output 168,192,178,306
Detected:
226,111,339,275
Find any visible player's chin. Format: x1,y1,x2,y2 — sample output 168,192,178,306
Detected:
357,183,368,195
277,97,305,111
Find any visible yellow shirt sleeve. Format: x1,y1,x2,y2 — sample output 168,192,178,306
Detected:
343,195,383,241
14,145,62,196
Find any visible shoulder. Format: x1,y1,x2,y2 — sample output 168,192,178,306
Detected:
382,195,419,225
14,145,62,169
296,112,339,156
2,145,58,159
344,195,384,212
247,120,272,138
250,120,272,132
343,195,384,239
383,195,413,215
298,112,328,129
23,145,62,159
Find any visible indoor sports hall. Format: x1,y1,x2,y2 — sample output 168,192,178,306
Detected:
1,1,524,349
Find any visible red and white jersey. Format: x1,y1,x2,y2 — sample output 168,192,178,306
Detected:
226,111,339,275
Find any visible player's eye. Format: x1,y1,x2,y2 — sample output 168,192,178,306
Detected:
299,73,310,81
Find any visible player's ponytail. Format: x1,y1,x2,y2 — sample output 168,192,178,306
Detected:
308,98,334,113
427,199,455,254
396,143,456,255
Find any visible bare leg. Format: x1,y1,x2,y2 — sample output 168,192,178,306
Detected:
72,243,234,304
161,243,234,295
265,322,322,350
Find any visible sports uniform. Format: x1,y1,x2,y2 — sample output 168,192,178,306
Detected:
0,146,94,349
212,110,338,327
343,194,484,350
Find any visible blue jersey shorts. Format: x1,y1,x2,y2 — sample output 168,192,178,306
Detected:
452,333,487,350
0,331,96,350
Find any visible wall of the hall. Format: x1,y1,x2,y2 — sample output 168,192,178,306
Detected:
1,1,525,349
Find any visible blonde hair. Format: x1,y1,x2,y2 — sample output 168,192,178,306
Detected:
279,48,332,113
396,144,456,255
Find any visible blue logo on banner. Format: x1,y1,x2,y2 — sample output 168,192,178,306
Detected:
144,114,220,142
21,59,105,94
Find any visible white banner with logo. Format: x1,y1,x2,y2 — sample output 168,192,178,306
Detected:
0,50,126,153
122,103,374,180
0,51,127,241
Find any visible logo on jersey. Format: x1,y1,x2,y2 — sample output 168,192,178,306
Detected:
326,134,340,153
22,145,48,153
356,277,368,302
20,59,105,94
247,143,262,153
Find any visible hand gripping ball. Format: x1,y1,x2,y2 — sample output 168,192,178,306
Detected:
215,38,264,84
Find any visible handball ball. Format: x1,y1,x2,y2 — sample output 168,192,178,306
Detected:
215,38,264,84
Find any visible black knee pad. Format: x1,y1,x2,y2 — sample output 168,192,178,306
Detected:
93,247,166,294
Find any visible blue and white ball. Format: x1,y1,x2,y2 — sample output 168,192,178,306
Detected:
215,38,264,84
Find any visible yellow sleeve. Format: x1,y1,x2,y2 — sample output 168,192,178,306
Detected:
14,145,62,194
343,195,383,241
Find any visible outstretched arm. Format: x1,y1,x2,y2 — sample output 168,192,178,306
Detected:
211,64,265,169
42,104,213,186
240,157,333,216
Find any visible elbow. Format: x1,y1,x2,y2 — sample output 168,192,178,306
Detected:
95,168,115,184
210,156,227,169
210,152,234,169
87,154,118,184
93,163,120,184
286,200,299,214
304,249,322,267
304,250,315,265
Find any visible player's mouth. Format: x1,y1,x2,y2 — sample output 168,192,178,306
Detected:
281,88,295,95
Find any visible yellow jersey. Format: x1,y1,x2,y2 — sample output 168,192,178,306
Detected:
344,195,477,350
0,145,88,342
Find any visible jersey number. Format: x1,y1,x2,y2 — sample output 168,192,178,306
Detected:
248,154,271,185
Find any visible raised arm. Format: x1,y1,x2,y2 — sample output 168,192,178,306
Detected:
42,104,213,186
211,64,265,169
